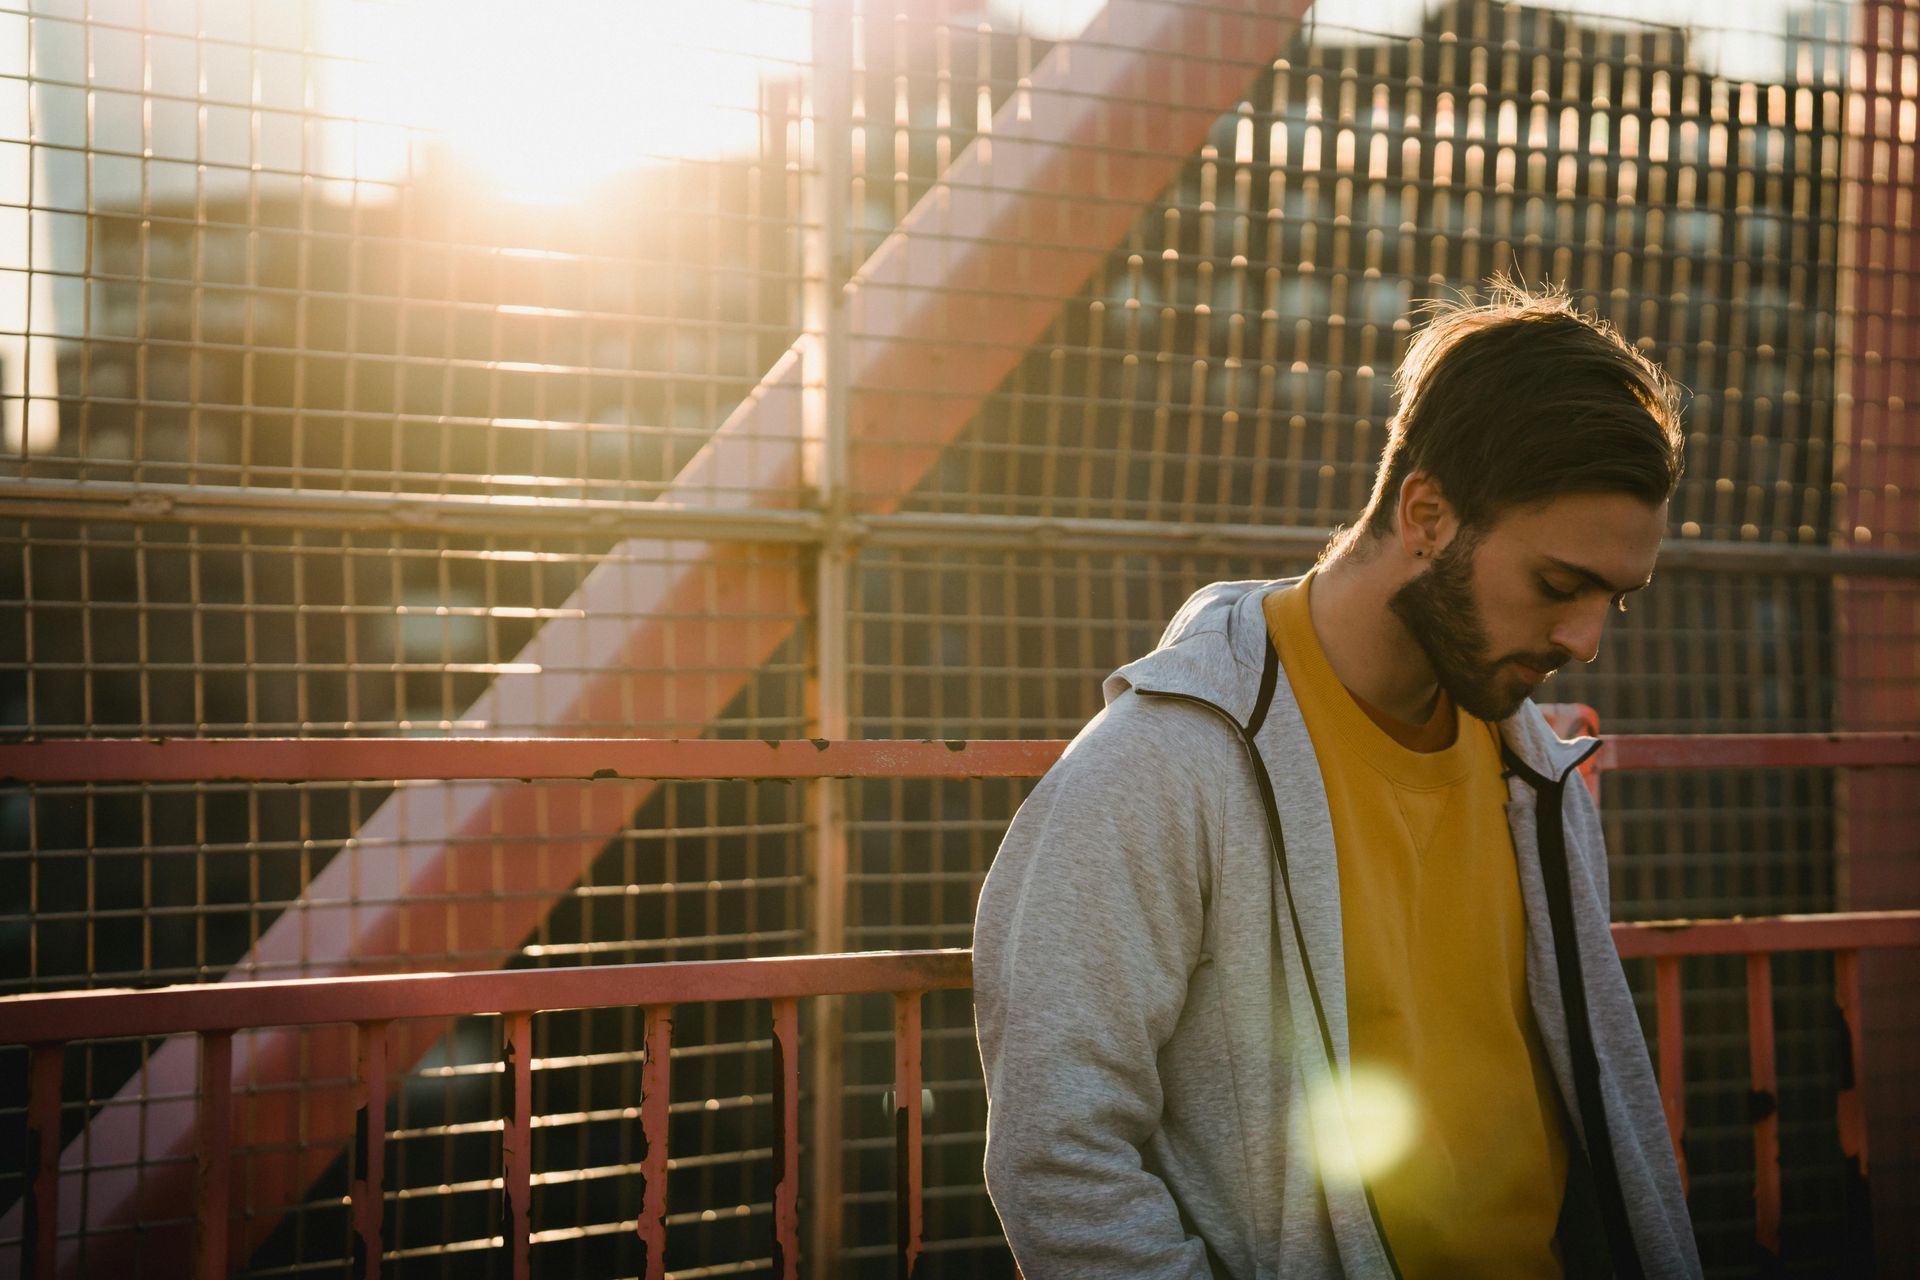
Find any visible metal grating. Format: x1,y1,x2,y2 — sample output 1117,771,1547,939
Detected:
0,0,1913,1275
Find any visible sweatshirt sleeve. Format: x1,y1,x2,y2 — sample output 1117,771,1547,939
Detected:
972,692,1221,1278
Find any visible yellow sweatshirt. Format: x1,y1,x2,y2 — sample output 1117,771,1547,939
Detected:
1265,575,1568,1277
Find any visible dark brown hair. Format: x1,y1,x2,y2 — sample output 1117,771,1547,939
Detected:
1357,278,1685,540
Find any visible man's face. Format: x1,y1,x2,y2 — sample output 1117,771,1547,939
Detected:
1387,491,1667,721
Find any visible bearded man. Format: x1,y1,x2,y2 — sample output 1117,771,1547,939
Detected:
973,282,1702,1279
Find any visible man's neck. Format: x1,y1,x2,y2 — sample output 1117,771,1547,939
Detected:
1306,548,1444,726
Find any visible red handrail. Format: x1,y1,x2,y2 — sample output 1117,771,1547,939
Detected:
0,730,1912,782
2,951,971,1280
6,920,1919,1275
4,726,1915,1275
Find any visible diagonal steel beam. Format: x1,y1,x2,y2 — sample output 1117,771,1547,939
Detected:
4,2,1310,1272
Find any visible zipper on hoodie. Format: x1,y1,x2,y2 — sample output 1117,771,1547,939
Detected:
1135,638,1407,1280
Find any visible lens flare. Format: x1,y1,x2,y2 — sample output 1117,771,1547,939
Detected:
1303,1061,1418,1186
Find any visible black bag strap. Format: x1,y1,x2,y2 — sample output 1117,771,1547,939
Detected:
1503,744,1646,1280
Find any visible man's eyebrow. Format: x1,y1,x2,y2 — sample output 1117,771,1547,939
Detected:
1542,556,1653,596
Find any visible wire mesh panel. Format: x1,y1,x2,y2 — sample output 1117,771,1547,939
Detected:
831,0,1881,1274
0,0,1913,1275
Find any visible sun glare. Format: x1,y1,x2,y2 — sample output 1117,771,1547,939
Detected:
327,0,810,204
1304,1062,1419,1186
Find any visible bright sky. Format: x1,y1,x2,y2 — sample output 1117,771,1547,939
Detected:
314,0,815,203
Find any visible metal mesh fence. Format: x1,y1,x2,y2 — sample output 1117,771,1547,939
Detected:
0,0,1915,1275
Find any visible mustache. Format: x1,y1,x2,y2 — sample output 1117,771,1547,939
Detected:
1504,650,1571,674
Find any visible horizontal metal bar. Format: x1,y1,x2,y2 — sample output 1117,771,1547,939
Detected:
1610,911,1920,960
0,478,824,543
4,733,1913,784
0,950,973,1045
2,477,1918,576
860,511,1336,559
1601,733,1920,771
6,910,1916,1048
866,513,1920,576
0,737,1064,782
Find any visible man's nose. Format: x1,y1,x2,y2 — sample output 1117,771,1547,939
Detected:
1550,601,1609,665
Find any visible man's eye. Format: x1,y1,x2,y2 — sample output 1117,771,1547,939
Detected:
1537,580,1578,603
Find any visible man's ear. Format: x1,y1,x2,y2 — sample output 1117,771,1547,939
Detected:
1395,470,1458,558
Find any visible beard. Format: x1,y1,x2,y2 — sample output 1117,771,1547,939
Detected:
1386,529,1567,722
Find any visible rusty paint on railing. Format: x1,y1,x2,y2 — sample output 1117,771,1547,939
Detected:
1,730,1913,785
636,1005,672,1280
1834,950,1874,1265
894,992,925,1280
770,998,800,1280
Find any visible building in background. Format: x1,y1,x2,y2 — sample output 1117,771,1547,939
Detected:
0,0,1912,1275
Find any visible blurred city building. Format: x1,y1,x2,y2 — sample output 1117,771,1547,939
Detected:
0,0,1913,1275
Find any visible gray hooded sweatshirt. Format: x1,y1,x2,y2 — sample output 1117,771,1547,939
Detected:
973,578,1702,1278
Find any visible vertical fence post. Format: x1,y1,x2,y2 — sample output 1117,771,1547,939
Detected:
893,991,924,1280
636,1004,674,1280
24,1043,62,1280
502,1013,534,1280
1654,955,1688,1194
351,1021,389,1280
195,1030,233,1280
804,0,854,1272
1834,948,1875,1264
771,998,801,1279
1747,953,1780,1261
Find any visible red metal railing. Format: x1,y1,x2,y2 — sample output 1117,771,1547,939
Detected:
2,721,1916,1275
9,915,1920,1277
1612,911,1920,1262
3,730,1910,784
3,950,971,1280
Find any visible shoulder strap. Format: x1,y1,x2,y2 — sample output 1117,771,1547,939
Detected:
1503,745,1647,1280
